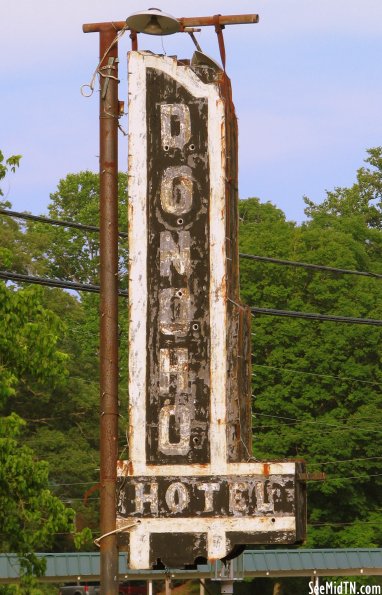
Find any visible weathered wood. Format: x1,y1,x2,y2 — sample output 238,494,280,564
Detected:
122,50,306,570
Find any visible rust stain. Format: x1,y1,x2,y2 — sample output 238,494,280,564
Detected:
116,460,125,472
83,482,101,507
263,463,270,477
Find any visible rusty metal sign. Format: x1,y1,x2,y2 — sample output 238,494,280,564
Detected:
118,50,306,569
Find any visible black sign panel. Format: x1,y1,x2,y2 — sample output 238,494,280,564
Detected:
117,475,297,518
145,68,210,464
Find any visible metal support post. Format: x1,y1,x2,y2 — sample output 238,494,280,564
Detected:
165,577,172,595
99,25,119,595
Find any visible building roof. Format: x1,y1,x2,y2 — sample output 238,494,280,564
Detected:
242,549,382,577
1,549,381,583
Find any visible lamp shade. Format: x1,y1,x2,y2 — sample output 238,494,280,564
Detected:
126,8,180,36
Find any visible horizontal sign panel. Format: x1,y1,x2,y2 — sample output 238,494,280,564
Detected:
117,474,297,518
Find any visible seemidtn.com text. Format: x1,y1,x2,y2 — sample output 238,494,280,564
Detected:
309,582,381,595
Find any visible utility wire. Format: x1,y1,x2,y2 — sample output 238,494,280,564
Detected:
0,207,128,238
251,409,382,434
251,308,382,326
310,520,382,527
2,269,381,326
239,252,382,279
1,207,381,278
0,270,128,296
307,456,382,467
251,364,382,388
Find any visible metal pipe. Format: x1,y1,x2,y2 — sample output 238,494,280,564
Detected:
83,14,259,33
179,14,259,27
99,26,119,595
165,578,172,595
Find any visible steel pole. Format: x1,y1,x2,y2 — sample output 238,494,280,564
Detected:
82,14,259,33
165,578,172,595
99,25,119,595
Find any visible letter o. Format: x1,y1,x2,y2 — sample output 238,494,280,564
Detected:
165,482,190,513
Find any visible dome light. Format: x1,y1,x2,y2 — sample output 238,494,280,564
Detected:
126,8,180,36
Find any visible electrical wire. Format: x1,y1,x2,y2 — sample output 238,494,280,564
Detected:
8,269,379,327
251,365,382,388
251,307,382,326
2,208,381,279
0,207,127,237
251,398,382,427
309,520,382,527
306,456,382,467
312,472,382,482
0,270,128,296
251,409,382,434
239,252,382,279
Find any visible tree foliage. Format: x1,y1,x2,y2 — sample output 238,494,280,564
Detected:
26,171,128,285
1,147,382,585
241,148,382,548
0,282,75,578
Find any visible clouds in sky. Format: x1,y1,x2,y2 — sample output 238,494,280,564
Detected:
1,0,381,221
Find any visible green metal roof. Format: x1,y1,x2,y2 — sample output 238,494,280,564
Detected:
1,549,381,583
242,549,382,577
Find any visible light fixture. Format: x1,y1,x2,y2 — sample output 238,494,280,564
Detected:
126,8,180,36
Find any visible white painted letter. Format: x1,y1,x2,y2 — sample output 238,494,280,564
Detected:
160,104,191,150
134,482,159,514
254,481,274,513
228,482,249,514
158,402,191,456
197,483,220,512
160,348,188,395
160,166,193,215
159,287,191,337
160,231,191,278
165,482,190,513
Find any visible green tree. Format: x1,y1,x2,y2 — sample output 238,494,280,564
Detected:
239,150,382,548
0,150,21,195
26,171,128,285
14,171,129,543
0,283,75,577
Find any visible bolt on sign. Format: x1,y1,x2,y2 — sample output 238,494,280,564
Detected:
117,50,306,569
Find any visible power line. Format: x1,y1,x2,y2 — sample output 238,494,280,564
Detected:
310,520,382,527
2,269,381,326
2,207,381,279
313,472,382,483
251,409,382,434
0,270,128,296
239,252,382,279
0,207,128,238
251,307,382,326
251,364,382,388
307,456,382,467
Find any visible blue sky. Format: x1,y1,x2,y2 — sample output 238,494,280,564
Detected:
1,0,382,222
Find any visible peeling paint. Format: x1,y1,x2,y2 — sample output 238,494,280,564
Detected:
123,51,307,570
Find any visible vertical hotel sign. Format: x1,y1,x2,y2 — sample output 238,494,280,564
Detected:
117,51,306,569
